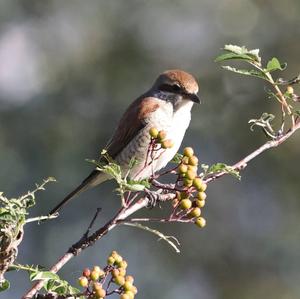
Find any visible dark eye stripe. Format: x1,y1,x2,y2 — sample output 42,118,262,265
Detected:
158,83,182,93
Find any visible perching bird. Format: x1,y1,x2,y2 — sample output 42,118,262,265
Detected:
49,70,200,215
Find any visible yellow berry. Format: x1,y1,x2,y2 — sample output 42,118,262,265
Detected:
107,256,115,265
95,287,106,298
158,130,167,141
119,267,126,277
195,199,205,208
125,275,134,283
195,217,206,228
188,165,198,172
180,199,192,210
183,178,193,187
119,260,128,269
189,155,199,166
114,275,125,286
287,85,294,94
183,147,194,157
188,207,201,218
178,164,188,174
182,156,189,164
161,139,174,149
90,270,100,281
112,269,120,278
197,192,207,201
131,286,138,294
193,178,203,190
124,291,134,299
149,127,159,138
186,169,196,180
78,276,89,288
120,294,130,299
198,182,207,192
123,281,133,291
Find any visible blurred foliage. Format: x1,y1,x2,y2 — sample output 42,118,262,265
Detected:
0,1,300,299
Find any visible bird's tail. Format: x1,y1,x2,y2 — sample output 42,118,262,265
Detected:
48,170,107,216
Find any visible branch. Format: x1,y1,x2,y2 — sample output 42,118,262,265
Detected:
204,119,300,183
22,119,300,299
21,193,174,299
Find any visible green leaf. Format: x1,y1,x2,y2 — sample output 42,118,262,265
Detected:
221,66,268,80
266,57,287,72
215,53,255,63
171,153,183,164
122,222,181,253
30,271,59,281
294,110,300,116
207,163,241,180
223,44,261,62
0,279,10,292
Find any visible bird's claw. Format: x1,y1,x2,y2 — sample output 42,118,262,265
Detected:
145,189,162,208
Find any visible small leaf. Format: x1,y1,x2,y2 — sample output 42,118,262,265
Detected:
266,57,287,72
122,222,181,253
221,66,268,80
0,280,10,292
215,53,254,63
224,45,261,62
171,153,183,164
207,163,241,180
30,271,59,281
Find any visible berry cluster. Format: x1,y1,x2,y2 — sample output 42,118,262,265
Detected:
173,147,207,228
78,251,137,299
149,127,174,149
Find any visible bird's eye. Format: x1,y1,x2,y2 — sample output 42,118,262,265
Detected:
158,83,182,93
171,84,181,92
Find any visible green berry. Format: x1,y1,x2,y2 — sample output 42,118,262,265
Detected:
114,275,125,286
178,164,188,174
183,178,193,187
90,270,100,281
149,127,159,138
197,191,207,201
112,269,120,278
119,267,126,277
119,260,128,269
158,130,167,141
186,169,196,180
123,281,133,291
78,276,89,288
188,207,201,218
94,286,106,298
107,256,115,265
287,85,294,94
180,199,192,210
195,199,205,208
161,139,174,149
193,178,203,190
195,217,206,228
124,291,134,299
125,275,134,283
183,147,194,157
131,286,138,294
188,156,199,166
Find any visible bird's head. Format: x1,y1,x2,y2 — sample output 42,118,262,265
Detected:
151,69,200,108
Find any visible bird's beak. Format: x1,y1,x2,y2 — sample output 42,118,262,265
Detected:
189,93,201,104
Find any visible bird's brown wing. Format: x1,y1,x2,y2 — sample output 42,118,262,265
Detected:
105,96,160,159
47,97,160,216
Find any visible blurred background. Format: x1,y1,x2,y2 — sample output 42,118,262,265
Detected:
1,0,300,298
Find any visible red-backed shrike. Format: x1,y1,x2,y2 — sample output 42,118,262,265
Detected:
49,70,199,215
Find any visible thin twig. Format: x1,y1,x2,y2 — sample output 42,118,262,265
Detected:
22,119,300,299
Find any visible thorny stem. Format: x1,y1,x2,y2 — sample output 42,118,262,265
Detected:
22,119,300,299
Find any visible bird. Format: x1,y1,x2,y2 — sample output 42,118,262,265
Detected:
48,69,200,215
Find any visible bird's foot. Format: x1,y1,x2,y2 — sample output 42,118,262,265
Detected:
145,189,162,208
